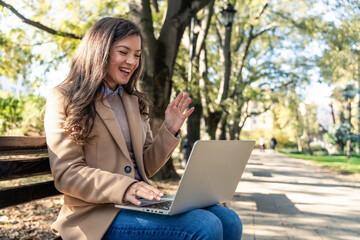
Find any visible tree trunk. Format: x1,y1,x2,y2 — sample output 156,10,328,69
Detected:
183,94,202,162
346,99,351,158
182,0,214,163
296,132,303,152
329,102,336,124
229,123,236,140
338,140,345,152
205,111,222,140
219,115,228,140
305,116,312,155
229,113,240,140
129,0,211,180
358,75,360,153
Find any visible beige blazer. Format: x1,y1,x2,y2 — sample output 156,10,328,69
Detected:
44,86,180,240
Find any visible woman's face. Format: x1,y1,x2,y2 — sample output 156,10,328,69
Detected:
104,34,141,90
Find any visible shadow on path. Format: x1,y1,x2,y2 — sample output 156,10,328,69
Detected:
229,150,360,240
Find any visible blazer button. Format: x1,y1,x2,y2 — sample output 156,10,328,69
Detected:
124,166,132,173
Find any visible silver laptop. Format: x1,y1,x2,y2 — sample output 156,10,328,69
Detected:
115,140,255,215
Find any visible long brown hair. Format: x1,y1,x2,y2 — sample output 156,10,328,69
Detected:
60,17,150,144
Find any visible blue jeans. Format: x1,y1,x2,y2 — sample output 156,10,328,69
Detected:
102,205,242,240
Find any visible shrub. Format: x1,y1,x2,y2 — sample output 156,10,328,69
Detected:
0,91,45,136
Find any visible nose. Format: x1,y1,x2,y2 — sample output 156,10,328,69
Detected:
125,55,138,65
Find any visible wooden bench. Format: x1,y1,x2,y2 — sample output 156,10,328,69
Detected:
0,136,61,239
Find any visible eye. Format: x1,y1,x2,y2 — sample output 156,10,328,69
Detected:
119,51,128,55
135,54,141,58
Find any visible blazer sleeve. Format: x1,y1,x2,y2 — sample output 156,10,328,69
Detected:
142,120,181,178
44,88,137,205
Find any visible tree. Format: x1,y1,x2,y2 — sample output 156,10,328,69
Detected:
272,89,305,152
1,0,211,180
193,0,319,140
318,0,360,152
330,84,357,156
128,0,211,180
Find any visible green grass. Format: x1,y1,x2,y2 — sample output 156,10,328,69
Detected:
281,152,360,174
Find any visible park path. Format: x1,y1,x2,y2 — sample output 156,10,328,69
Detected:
228,149,360,240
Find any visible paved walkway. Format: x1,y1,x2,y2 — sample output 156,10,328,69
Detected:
228,150,360,240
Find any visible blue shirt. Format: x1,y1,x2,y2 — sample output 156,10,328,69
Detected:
102,84,123,98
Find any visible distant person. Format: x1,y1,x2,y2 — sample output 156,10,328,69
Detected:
259,136,266,152
270,136,277,150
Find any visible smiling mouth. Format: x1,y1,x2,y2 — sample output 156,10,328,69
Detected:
120,68,131,74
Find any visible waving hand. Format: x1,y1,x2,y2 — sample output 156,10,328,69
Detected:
164,92,195,135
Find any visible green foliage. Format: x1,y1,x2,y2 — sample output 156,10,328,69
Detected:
333,84,357,101
324,123,359,149
0,92,23,133
282,152,360,174
0,0,128,86
318,2,360,85
1,0,360,146
309,142,328,155
21,94,46,135
0,91,45,135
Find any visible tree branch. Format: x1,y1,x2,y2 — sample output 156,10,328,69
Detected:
272,10,307,30
157,0,212,74
151,0,159,12
194,0,215,58
233,31,245,52
253,22,277,38
255,1,270,20
0,0,81,39
231,26,254,98
214,17,224,49
190,0,212,14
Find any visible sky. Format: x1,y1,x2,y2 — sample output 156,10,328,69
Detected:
299,0,339,130
304,82,334,130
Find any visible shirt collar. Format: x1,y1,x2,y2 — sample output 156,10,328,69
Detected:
102,84,123,98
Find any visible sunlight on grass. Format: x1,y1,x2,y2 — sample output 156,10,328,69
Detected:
281,153,360,174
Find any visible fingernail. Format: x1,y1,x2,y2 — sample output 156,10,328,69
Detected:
156,196,161,201
159,192,164,197
149,196,154,200
137,201,141,205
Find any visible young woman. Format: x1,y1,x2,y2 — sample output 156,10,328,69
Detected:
45,17,242,240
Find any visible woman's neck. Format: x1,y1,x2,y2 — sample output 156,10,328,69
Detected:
103,79,117,91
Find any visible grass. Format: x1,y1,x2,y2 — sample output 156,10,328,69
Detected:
281,152,360,174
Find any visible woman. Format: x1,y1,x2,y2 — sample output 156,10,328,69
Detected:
45,17,242,240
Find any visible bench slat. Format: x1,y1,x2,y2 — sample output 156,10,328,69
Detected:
0,181,61,209
0,157,51,181
0,136,47,147
0,136,47,156
0,148,49,156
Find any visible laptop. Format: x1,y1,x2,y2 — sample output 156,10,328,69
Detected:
115,140,255,215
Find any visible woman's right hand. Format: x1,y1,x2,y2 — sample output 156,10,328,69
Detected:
123,181,164,206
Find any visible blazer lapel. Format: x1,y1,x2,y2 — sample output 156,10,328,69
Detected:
95,97,131,161
121,92,145,175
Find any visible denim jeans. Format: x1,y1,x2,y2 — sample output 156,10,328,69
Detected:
102,205,242,240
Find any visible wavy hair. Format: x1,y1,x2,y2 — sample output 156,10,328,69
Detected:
60,17,150,144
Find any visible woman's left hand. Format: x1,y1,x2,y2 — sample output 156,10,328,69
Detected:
165,92,195,136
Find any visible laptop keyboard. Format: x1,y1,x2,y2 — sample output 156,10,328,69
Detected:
142,200,172,210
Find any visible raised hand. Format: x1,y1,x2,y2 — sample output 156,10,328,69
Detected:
164,92,195,135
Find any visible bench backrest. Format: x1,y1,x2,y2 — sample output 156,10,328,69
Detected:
0,136,60,209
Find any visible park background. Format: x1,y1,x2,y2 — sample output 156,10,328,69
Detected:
1,0,359,176
0,0,360,238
